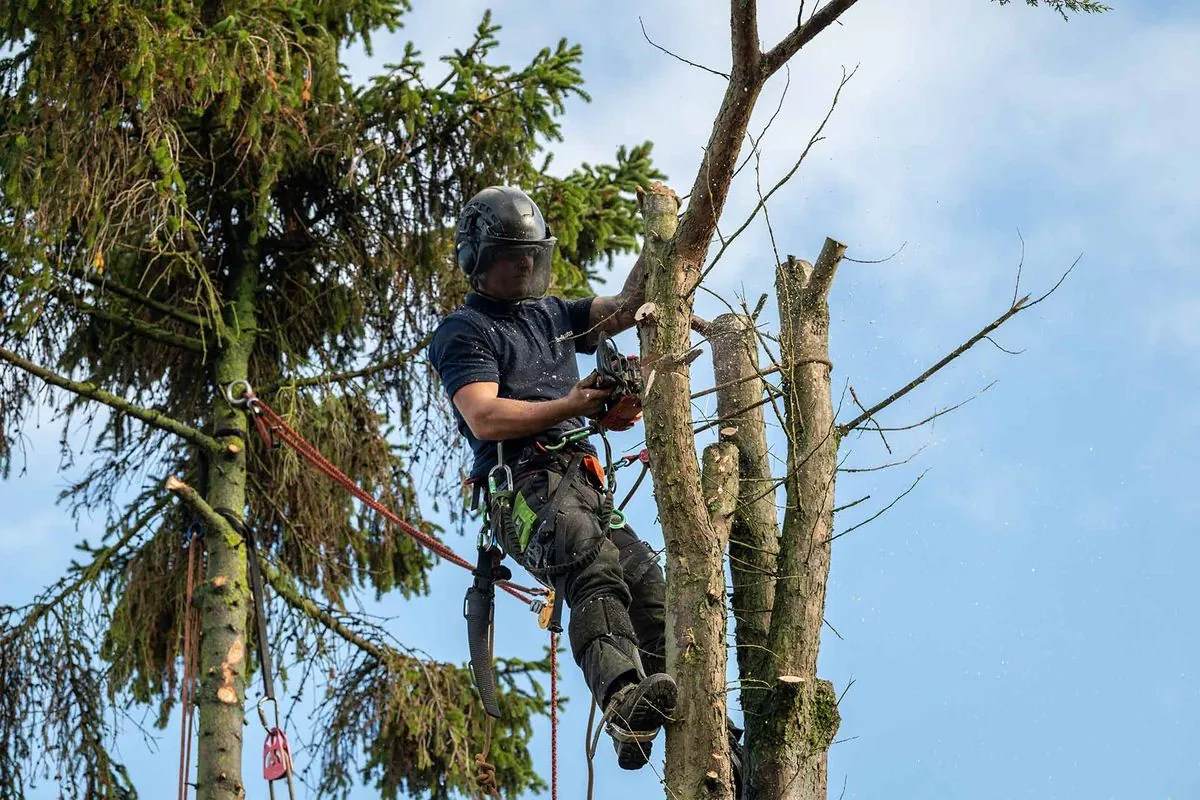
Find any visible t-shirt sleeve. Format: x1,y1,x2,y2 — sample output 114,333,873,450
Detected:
427,315,499,401
564,295,598,355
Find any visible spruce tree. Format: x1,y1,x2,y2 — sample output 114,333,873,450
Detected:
0,3,659,798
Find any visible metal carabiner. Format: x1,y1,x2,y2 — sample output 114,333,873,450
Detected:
223,379,255,408
257,696,279,733
543,425,593,451
487,463,514,496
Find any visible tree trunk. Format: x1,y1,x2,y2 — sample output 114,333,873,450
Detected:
196,250,258,800
709,314,781,788
638,184,733,799
752,242,845,800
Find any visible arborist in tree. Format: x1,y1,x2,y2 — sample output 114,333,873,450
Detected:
428,185,673,771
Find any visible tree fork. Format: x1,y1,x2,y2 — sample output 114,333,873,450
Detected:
754,241,845,800
195,245,259,800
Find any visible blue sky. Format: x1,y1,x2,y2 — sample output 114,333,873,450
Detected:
4,1,1199,798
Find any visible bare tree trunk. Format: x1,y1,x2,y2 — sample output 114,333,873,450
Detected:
196,249,258,800
752,242,846,800
709,315,780,763
638,185,734,799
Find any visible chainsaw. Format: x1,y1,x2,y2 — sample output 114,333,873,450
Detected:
592,334,643,432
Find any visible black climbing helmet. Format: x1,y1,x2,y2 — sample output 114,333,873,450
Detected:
455,186,557,290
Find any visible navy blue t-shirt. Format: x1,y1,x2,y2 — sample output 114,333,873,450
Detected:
428,292,599,480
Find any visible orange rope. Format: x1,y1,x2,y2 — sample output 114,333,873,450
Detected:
234,388,566,794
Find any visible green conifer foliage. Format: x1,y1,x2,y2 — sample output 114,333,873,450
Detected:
0,3,661,797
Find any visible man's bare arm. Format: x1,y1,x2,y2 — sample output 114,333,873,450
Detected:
587,248,649,345
453,378,611,442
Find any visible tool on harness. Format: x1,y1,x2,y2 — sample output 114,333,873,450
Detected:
465,445,515,719
465,545,509,719
592,335,643,432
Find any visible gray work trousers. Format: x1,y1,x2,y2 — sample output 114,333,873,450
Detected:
500,459,667,706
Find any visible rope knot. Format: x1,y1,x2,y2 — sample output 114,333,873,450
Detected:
474,752,500,798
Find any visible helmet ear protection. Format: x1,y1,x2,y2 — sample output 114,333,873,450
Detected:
455,207,480,276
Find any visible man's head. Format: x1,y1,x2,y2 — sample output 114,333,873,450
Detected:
455,186,557,301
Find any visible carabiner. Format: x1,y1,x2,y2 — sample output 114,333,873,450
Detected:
543,425,593,451
223,380,255,408
487,463,513,496
257,696,279,733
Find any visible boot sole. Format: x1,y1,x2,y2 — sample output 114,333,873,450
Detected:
614,674,678,770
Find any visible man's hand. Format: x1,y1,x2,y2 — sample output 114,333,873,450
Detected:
566,372,613,418
452,376,611,442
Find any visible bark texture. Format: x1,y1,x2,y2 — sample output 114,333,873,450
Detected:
638,184,733,800
708,315,779,741
750,242,845,800
196,251,258,800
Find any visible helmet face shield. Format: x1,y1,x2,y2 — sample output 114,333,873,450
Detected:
476,238,556,300
456,187,558,297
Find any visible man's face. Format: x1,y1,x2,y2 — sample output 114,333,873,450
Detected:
476,244,551,300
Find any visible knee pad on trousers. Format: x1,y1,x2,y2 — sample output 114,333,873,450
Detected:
569,595,636,660
569,594,644,705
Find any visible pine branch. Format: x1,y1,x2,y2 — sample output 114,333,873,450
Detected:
164,475,234,533
69,267,209,330
261,560,390,663
8,498,166,635
273,331,434,391
0,347,221,453
52,288,207,352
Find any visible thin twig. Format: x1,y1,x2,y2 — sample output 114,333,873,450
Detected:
639,17,729,79
843,241,908,264
825,470,927,545
690,66,856,295
863,382,995,432
837,256,1079,435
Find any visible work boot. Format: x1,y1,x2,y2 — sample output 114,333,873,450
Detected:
605,672,678,770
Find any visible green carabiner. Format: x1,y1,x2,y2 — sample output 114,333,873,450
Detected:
608,508,627,530
544,425,593,451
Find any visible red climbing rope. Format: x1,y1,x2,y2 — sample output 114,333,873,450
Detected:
232,385,535,605
550,631,559,800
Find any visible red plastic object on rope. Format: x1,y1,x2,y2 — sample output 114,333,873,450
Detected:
263,728,294,781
